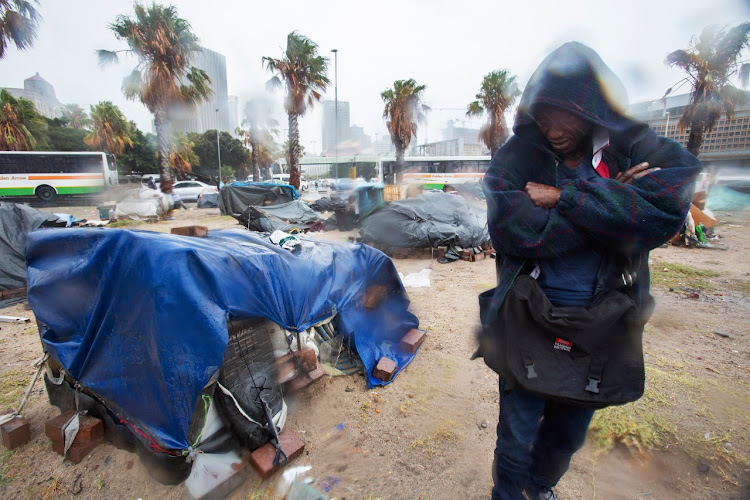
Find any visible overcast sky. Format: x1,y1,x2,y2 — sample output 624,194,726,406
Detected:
2,0,749,153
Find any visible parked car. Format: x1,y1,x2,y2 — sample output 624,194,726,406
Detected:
173,180,212,202
197,185,219,208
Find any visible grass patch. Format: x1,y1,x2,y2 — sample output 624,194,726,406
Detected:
726,279,750,295
408,420,457,457
649,260,721,292
0,449,14,487
107,219,144,228
0,369,28,408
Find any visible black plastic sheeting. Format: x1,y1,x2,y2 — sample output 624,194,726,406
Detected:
234,200,320,232
310,196,348,212
0,203,62,291
360,192,489,248
218,183,297,215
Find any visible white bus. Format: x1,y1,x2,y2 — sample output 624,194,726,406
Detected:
0,151,119,202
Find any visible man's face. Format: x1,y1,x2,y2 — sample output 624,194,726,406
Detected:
533,105,592,157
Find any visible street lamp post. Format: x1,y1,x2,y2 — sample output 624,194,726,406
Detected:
665,111,671,140
331,48,338,179
216,109,222,188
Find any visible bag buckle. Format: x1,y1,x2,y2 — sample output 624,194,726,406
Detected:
585,376,600,394
525,363,537,379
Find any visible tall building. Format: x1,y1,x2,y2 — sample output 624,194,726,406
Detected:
171,47,232,134
322,99,350,154
2,73,63,118
629,92,750,168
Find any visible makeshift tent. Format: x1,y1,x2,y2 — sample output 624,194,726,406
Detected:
197,191,219,208
234,200,320,232
218,182,298,216
0,203,62,291
27,228,419,456
360,191,489,248
114,187,173,220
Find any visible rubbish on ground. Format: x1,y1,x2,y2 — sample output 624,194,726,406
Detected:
113,187,173,220
270,230,304,252
318,475,340,493
686,292,700,299
0,315,30,323
714,331,731,338
399,269,432,288
288,480,329,500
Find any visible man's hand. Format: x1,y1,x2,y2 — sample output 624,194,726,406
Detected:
524,182,562,208
615,162,660,184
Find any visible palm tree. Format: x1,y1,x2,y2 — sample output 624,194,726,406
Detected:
381,79,427,183
0,88,46,150
666,23,750,155
98,3,212,193
0,0,40,59
466,70,521,157
263,31,329,189
169,133,198,177
239,98,279,182
61,104,92,130
85,101,134,156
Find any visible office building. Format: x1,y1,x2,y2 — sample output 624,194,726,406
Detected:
171,47,232,134
322,99,351,154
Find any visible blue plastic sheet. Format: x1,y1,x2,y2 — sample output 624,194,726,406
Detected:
26,228,420,451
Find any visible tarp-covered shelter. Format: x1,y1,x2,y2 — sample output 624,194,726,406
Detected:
218,182,298,216
27,228,420,456
235,200,320,232
360,191,489,248
0,203,62,291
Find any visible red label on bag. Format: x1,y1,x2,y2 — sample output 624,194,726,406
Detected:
554,337,572,352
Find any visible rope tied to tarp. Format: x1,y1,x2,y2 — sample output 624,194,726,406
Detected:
0,352,48,426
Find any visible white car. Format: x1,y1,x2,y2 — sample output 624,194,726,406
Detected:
173,180,212,202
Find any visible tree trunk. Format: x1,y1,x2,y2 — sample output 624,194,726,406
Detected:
288,113,300,189
394,145,405,184
251,136,260,182
686,121,704,157
154,110,174,193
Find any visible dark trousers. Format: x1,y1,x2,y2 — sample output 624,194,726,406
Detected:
491,379,594,500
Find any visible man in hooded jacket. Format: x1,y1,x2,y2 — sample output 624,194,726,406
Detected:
481,43,701,499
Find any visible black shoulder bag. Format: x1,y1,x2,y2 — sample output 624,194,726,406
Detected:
477,274,648,409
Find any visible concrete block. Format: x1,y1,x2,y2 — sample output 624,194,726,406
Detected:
399,329,426,354
249,430,305,478
171,225,208,237
1,415,30,450
373,357,397,382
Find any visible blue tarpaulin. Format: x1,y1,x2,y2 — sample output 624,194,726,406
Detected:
26,228,420,451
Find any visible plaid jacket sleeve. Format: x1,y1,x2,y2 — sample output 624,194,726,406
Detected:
556,131,701,254
484,138,591,259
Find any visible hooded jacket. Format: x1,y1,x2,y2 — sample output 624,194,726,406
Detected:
480,42,702,327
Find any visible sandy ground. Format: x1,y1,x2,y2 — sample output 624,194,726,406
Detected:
1,202,749,499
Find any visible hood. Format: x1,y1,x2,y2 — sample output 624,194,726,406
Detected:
514,42,646,148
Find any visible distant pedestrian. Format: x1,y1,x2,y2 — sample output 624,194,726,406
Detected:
477,42,701,500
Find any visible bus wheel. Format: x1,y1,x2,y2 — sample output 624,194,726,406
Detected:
36,186,57,204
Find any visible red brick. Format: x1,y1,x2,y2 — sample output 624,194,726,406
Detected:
473,251,486,261
373,357,397,382
1,416,30,450
45,411,103,444
51,436,101,464
275,348,318,373
399,329,426,354
285,363,326,393
249,429,305,478
0,287,27,300
171,225,208,237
